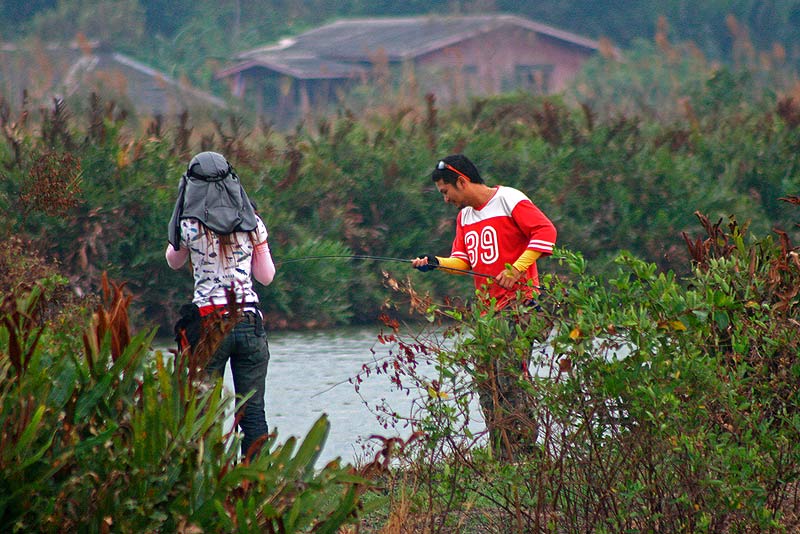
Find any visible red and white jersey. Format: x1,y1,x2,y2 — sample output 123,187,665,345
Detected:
451,186,556,308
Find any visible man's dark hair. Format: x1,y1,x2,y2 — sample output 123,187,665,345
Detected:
431,154,483,185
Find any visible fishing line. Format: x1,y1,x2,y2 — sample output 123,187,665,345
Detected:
276,254,495,278
279,254,410,266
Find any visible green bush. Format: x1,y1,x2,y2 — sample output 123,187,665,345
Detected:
367,209,799,533
2,39,800,334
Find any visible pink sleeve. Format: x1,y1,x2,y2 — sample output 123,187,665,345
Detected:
165,243,190,269
252,241,276,286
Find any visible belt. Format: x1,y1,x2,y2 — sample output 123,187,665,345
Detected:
198,303,261,317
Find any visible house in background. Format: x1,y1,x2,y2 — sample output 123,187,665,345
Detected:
0,40,226,119
216,14,605,126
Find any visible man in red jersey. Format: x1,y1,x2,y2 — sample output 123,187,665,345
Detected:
412,154,557,459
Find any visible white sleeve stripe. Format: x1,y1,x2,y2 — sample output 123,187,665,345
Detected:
452,252,470,259
529,240,554,251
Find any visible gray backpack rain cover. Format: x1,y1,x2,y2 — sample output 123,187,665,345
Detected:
167,151,258,250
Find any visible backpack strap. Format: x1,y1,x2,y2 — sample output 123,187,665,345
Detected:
167,174,188,250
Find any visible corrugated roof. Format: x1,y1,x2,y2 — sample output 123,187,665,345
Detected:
238,14,600,63
216,54,366,80
0,42,226,113
109,53,227,108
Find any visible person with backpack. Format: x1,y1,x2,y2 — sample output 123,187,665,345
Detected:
412,154,557,460
166,151,275,461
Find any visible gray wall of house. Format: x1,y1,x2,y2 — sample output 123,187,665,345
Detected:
413,26,592,104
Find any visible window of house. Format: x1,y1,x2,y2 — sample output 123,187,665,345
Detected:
513,65,553,94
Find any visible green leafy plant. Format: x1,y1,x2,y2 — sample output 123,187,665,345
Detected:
0,274,372,532
363,206,799,533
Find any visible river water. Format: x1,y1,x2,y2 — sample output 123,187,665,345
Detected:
207,325,482,466
184,324,627,468
160,324,584,466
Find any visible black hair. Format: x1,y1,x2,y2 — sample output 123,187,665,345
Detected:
430,154,483,185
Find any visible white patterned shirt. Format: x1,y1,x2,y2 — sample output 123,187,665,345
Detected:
179,216,269,308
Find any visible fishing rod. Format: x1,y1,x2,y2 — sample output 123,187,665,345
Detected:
279,254,411,266
277,254,505,280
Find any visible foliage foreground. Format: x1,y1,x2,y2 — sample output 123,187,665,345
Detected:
0,275,372,533
2,206,799,533
359,210,800,534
